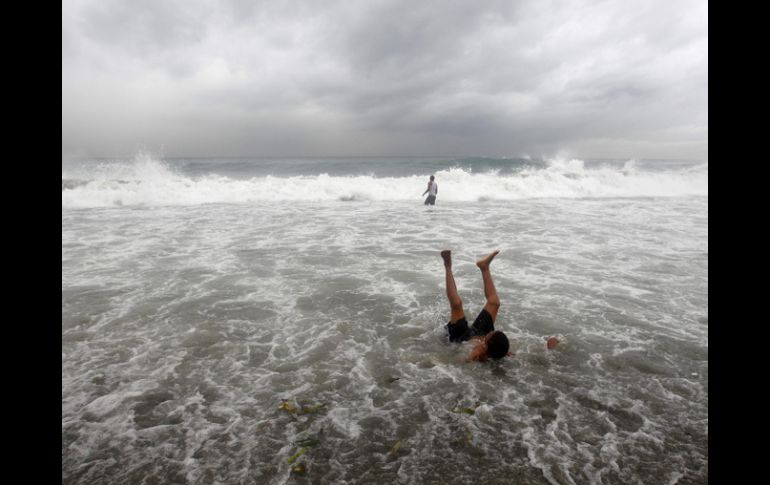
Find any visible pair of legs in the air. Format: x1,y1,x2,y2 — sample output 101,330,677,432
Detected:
442,249,500,324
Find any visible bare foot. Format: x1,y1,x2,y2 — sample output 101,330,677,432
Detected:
440,250,452,268
476,250,500,270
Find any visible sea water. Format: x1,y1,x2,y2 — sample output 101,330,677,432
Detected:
62,155,708,484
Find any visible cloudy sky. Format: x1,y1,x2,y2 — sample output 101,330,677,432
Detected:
62,0,708,160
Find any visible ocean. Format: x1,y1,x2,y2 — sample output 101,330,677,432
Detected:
62,155,708,484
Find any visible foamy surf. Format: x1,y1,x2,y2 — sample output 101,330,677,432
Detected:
63,155,708,484
62,154,707,208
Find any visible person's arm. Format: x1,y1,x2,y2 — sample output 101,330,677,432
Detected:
422,182,430,196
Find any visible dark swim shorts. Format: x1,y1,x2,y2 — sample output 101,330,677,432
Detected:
446,308,495,342
425,195,436,205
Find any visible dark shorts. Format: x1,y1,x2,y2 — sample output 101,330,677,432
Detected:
425,195,436,205
446,308,495,342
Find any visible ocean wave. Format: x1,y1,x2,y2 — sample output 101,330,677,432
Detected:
62,154,708,208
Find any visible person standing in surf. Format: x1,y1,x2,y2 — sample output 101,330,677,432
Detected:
422,175,438,205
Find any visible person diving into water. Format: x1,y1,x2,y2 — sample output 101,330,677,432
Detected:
441,249,510,361
440,249,560,361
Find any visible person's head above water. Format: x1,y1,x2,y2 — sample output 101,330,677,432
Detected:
429,175,435,181
486,331,510,358
468,330,510,362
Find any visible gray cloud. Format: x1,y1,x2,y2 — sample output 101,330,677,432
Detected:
62,0,708,159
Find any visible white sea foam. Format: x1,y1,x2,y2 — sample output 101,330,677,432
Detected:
63,175,708,483
62,154,708,208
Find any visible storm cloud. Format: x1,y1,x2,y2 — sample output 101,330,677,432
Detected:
62,0,708,159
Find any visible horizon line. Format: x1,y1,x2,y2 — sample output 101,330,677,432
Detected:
61,154,708,163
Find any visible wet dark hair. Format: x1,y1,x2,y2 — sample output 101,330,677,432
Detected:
429,175,435,180
487,331,509,359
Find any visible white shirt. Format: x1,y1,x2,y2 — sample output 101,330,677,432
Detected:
428,181,438,196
